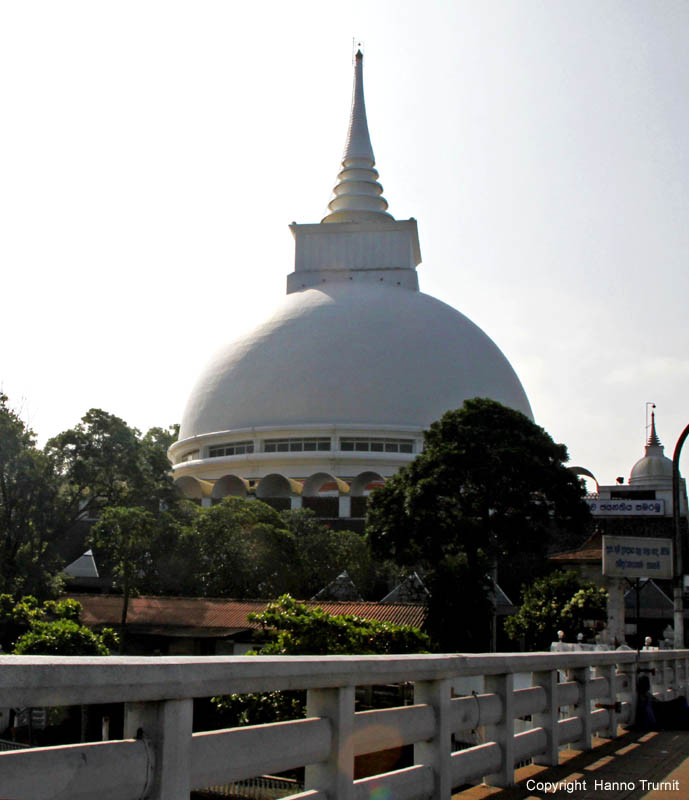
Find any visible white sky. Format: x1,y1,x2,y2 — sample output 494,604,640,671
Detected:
1,1,688,486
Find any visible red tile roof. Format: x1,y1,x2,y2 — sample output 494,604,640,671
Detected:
68,594,427,636
549,532,603,564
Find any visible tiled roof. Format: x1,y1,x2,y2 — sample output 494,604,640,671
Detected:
549,532,603,563
68,594,427,635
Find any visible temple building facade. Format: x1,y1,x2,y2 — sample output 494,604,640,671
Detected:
168,52,532,521
552,412,688,646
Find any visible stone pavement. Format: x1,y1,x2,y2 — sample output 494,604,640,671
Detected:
454,729,689,800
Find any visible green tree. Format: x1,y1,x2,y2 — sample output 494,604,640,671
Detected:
281,508,373,598
504,571,607,650
89,506,162,649
0,395,65,597
366,398,590,651
180,497,297,598
46,409,178,523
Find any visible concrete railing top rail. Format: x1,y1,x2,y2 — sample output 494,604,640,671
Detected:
3,649,689,800
1,650,686,707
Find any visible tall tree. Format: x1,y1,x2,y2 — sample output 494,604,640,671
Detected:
280,508,373,598
0,395,63,597
366,398,590,651
180,497,298,599
46,410,178,522
89,506,162,650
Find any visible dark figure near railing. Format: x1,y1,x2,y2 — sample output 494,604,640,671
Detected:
636,674,689,730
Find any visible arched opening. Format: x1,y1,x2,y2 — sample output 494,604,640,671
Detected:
256,473,302,512
350,471,385,517
174,475,212,504
302,472,348,518
211,474,250,503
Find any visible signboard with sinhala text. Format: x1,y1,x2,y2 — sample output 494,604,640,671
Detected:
602,535,673,579
587,499,665,516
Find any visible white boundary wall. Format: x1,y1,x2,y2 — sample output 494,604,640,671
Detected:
1,650,687,800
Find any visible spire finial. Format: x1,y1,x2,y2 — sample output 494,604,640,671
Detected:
321,49,394,224
647,409,662,448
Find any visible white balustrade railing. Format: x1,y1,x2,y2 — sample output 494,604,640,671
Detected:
1,649,688,800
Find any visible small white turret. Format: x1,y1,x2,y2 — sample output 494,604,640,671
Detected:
629,411,673,488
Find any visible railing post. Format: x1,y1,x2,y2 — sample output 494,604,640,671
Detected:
305,686,355,800
484,673,515,787
532,670,559,766
414,678,452,798
567,667,592,751
647,656,661,699
593,665,619,739
617,661,637,728
670,657,680,696
664,656,673,697
124,699,193,800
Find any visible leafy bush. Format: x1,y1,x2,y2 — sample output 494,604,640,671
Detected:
504,571,607,650
1,593,117,654
13,619,115,655
214,594,428,726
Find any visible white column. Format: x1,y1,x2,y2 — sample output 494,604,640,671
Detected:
291,495,302,509
617,661,637,728
414,678,452,798
124,699,193,800
532,670,559,766
484,673,515,787
305,686,355,800
567,667,593,751
606,578,626,645
339,495,351,517
593,665,619,739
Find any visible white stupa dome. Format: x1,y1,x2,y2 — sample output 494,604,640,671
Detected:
629,412,673,488
169,51,532,504
179,282,531,440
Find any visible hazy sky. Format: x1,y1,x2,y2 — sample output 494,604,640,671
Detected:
2,1,688,486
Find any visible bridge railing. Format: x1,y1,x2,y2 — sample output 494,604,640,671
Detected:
1,649,688,800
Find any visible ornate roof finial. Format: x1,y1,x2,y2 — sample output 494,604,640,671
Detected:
321,49,394,224
646,405,665,455
647,409,663,449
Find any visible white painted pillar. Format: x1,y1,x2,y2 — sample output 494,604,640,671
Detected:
617,662,637,727
414,678,452,798
651,657,665,698
338,495,351,517
201,497,212,508
567,667,593,751
532,670,559,766
124,699,193,800
484,673,515,787
305,686,355,800
593,665,619,739
606,578,626,646
290,495,302,510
